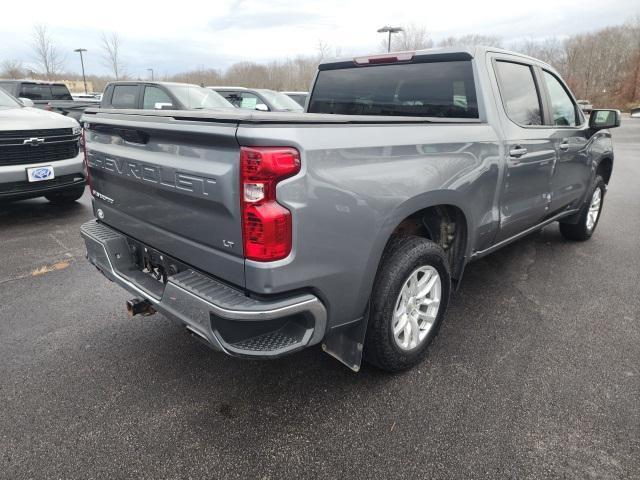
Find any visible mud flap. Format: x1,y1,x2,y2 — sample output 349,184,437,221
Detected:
322,316,368,372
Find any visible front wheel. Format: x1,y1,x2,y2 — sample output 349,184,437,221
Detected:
45,185,85,205
364,235,451,372
559,175,605,241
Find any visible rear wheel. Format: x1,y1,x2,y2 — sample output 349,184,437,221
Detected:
45,185,85,205
559,175,605,241
364,235,451,372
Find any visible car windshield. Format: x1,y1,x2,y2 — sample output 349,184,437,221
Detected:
0,87,20,108
168,85,233,109
257,89,304,111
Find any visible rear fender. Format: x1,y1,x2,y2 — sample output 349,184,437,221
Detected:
323,190,473,371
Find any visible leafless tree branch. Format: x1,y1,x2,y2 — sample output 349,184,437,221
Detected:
31,24,65,79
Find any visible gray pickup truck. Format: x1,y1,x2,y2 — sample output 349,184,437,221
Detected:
80,47,620,372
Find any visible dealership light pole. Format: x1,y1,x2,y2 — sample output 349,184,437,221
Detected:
147,68,154,81
74,48,88,94
377,26,403,53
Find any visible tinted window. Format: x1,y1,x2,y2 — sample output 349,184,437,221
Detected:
143,86,173,109
111,85,139,108
495,61,542,126
543,71,578,126
51,85,72,100
19,84,52,100
284,93,307,106
308,61,478,118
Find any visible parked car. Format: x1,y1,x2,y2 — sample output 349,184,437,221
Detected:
101,81,233,110
577,99,593,114
281,91,309,107
80,47,619,372
0,87,85,203
0,80,95,120
630,106,640,118
209,86,303,112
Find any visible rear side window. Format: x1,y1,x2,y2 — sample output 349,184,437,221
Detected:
111,85,138,108
494,61,542,126
239,93,263,109
542,71,578,126
51,85,72,100
19,84,52,100
143,86,173,109
219,91,242,107
308,61,478,118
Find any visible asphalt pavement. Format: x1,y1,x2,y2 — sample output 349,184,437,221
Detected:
1,120,638,479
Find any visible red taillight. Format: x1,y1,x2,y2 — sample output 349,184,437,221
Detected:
240,146,301,261
81,127,93,196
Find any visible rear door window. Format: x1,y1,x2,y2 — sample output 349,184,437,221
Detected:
494,61,542,126
308,60,478,118
143,86,173,109
51,85,72,100
219,91,242,107
19,84,52,100
111,85,139,108
239,93,262,109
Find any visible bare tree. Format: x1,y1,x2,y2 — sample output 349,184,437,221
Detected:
316,40,343,61
1,59,25,79
171,66,222,87
439,34,503,48
31,24,65,78
511,38,566,72
381,24,433,52
101,32,126,79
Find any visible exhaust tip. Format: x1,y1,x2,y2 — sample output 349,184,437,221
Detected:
126,298,156,317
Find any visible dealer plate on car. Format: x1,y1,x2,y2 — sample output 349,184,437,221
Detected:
26,165,55,182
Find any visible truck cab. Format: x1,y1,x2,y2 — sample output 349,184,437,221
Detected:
101,81,234,110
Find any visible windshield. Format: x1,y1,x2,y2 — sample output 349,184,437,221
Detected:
0,87,20,108
169,85,233,109
257,89,304,111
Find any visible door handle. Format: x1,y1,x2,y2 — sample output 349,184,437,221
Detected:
509,146,528,158
559,141,570,150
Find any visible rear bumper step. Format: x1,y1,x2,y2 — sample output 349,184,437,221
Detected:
80,219,327,358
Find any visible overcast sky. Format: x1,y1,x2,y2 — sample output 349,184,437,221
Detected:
0,0,637,78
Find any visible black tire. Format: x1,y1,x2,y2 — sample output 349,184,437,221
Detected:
559,175,606,241
45,185,85,205
364,235,451,372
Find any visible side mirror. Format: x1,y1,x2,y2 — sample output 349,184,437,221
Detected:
154,102,174,110
589,109,621,130
19,97,34,108
255,103,269,112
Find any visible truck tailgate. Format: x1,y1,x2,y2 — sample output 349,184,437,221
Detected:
84,116,245,287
